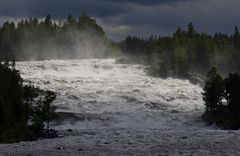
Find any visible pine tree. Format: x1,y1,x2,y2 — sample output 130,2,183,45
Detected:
0,62,57,142
202,67,224,113
187,22,196,38
44,14,52,29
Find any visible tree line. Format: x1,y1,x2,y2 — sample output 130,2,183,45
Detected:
120,23,240,78
0,13,121,61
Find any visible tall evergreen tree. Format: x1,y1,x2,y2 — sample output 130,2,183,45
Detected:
202,67,225,113
44,14,52,29
187,22,196,38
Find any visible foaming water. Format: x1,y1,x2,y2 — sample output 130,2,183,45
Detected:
16,59,205,130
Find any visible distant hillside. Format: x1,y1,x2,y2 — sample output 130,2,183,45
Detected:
120,23,240,77
0,13,121,61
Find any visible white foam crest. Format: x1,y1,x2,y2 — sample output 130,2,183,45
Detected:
16,59,205,130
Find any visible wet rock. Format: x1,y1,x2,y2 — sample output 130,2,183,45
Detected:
170,110,180,113
127,98,137,103
136,135,144,139
133,89,140,92
44,81,51,84
180,136,188,139
43,129,59,139
88,100,97,104
78,148,83,151
94,64,99,68
96,90,103,94
56,146,65,150
145,102,168,110
104,141,110,144
68,95,79,100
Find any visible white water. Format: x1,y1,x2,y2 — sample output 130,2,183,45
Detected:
7,59,240,155
16,59,205,130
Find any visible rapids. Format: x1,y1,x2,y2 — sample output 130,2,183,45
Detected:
16,59,205,130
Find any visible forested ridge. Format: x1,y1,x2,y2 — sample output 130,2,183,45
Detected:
0,13,121,61
120,23,240,78
1,15,240,78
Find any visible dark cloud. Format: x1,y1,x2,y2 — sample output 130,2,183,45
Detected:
0,0,239,41
98,0,240,40
0,0,202,18
102,0,198,5
0,0,128,18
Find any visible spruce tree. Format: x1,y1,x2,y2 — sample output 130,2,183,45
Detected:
202,67,224,114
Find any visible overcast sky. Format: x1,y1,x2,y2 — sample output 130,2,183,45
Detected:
0,0,239,41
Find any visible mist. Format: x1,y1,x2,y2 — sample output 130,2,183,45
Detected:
0,14,121,61
19,29,119,60
119,24,240,79
1,1,240,155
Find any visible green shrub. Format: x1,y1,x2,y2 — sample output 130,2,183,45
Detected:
202,68,240,129
0,61,56,143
